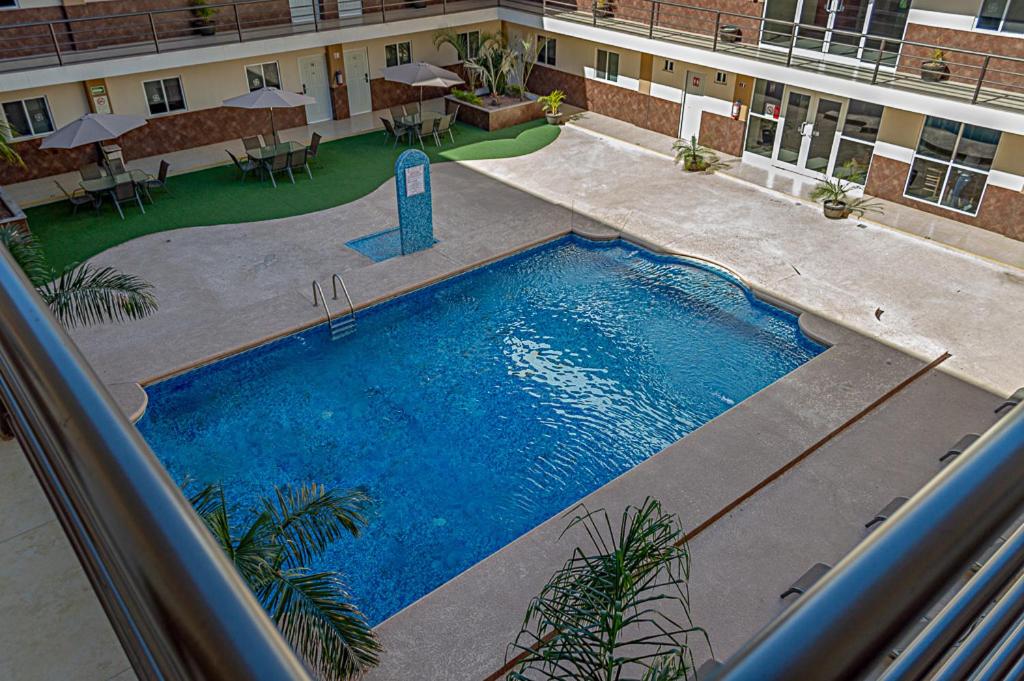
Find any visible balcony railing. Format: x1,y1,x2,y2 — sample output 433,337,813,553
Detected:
713,403,1024,680
0,246,313,679
2,0,1023,115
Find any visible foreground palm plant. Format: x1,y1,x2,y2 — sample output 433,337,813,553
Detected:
507,497,708,680
0,226,157,328
0,119,25,167
672,135,720,173
467,34,516,105
190,483,381,680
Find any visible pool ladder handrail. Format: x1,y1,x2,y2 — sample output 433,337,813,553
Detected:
312,275,356,341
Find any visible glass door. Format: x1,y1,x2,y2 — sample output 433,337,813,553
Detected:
761,0,909,63
773,88,848,177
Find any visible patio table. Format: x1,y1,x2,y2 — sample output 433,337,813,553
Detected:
395,111,443,143
247,141,306,162
79,169,149,194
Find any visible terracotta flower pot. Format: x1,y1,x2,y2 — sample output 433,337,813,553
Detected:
921,61,950,82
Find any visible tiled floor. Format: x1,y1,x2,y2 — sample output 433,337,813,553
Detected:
0,438,133,681
566,110,1024,270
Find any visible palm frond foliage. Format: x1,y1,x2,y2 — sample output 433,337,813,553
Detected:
0,119,25,168
672,136,724,173
0,226,157,329
189,483,381,680
507,497,709,681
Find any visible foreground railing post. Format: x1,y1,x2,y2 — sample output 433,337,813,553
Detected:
48,23,63,65
871,38,886,84
786,21,796,66
714,407,1024,681
234,3,243,41
712,11,721,50
0,249,313,681
149,13,160,52
649,1,656,37
973,55,991,103
592,0,597,25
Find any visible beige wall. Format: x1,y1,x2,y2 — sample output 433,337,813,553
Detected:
652,59,734,102
993,132,1024,176
504,24,642,83
0,82,89,130
878,107,925,148
345,21,500,76
103,48,329,116
909,0,982,17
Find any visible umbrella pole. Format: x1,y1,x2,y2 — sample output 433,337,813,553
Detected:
270,108,276,143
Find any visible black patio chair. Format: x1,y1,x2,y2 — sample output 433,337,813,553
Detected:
242,136,263,157
108,179,145,220
307,132,322,165
865,496,909,529
79,163,103,181
780,562,831,599
226,150,257,182
107,157,127,176
434,114,455,145
286,147,312,183
141,159,171,199
54,180,97,214
448,103,460,134
263,151,290,188
381,117,402,147
415,118,439,148
940,433,980,463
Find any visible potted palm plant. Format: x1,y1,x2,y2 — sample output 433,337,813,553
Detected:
921,49,950,82
811,177,851,219
672,135,717,172
538,90,566,125
191,0,219,36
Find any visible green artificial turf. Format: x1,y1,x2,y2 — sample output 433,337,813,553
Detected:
27,119,560,272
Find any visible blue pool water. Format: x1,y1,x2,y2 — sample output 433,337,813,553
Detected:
138,236,823,625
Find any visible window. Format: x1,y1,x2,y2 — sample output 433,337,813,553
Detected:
832,99,882,185
0,0,18,8
385,41,412,68
662,59,675,72
743,79,784,158
537,35,556,66
246,62,281,91
143,77,186,116
458,31,481,60
595,49,619,82
977,0,1024,32
904,116,1001,215
715,71,728,85
1,97,54,139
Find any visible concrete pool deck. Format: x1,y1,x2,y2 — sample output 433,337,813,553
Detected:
4,125,1021,679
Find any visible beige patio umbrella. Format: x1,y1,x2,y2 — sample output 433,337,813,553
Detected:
223,87,316,139
381,62,464,108
40,112,148,160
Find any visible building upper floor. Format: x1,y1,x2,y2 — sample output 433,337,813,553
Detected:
2,0,1024,128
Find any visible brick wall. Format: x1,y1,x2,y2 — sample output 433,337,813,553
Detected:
699,111,744,156
864,154,1024,242
0,105,307,184
368,63,466,111
898,24,1024,92
609,0,762,46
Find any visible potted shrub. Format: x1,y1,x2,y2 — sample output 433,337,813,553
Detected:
718,24,743,43
191,0,218,36
538,89,566,125
921,49,950,82
594,0,613,17
811,177,852,219
672,135,718,172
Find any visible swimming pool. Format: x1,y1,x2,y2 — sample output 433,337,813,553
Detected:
138,236,823,625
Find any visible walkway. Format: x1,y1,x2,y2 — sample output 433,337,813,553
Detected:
568,110,1024,270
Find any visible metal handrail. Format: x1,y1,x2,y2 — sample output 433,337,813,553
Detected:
312,279,335,325
712,405,1024,681
0,249,313,680
331,273,355,318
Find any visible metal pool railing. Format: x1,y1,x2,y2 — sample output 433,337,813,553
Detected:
0,246,313,681
711,402,1024,681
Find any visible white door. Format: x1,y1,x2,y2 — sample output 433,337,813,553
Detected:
298,54,332,123
344,48,372,116
288,0,314,24
677,71,706,141
772,87,847,178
